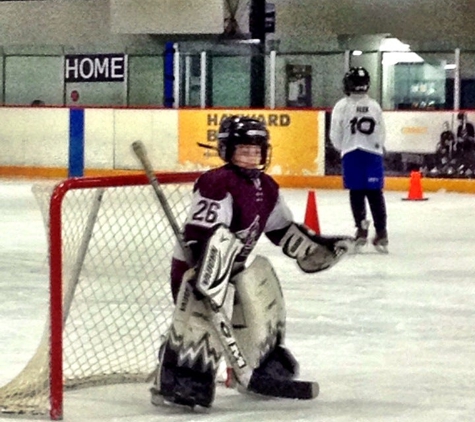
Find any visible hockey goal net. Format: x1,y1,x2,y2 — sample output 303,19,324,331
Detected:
0,172,201,420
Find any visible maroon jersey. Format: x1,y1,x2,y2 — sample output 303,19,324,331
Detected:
170,164,293,300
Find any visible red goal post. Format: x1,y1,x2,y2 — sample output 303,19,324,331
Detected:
0,172,201,420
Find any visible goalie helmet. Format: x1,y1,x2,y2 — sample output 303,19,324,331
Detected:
218,116,270,169
343,67,370,95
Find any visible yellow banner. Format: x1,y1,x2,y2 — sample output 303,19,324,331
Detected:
178,110,319,175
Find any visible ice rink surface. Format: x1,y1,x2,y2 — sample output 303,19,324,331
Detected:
1,178,474,422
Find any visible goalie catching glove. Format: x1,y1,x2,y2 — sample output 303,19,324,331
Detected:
280,223,354,273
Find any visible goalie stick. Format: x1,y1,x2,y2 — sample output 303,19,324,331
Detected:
131,140,318,400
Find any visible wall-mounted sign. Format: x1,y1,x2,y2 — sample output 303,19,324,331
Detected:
178,110,320,175
65,54,127,83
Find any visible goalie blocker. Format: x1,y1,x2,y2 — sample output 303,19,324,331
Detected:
152,226,319,409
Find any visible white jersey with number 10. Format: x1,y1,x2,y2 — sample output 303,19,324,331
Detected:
330,93,386,157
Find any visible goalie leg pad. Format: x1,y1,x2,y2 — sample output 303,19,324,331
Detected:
154,279,235,408
231,255,288,370
157,343,216,408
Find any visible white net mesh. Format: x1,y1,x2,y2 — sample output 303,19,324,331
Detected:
0,174,197,417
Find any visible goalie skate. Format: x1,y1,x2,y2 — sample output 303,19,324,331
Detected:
150,386,210,413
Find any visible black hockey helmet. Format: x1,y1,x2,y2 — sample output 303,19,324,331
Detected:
343,67,370,95
218,116,270,169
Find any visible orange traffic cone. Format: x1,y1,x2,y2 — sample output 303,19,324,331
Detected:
402,171,429,201
304,190,321,233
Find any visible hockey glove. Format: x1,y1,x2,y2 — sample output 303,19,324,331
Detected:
280,223,353,273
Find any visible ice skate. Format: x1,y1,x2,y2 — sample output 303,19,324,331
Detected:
150,385,210,413
152,364,215,410
372,229,388,254
354,220,369,251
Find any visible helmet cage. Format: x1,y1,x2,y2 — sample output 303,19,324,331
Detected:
218,117,271,170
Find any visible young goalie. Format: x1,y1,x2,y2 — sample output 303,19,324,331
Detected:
151,115,353,409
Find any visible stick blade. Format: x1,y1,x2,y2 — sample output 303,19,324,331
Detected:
247,374,319,400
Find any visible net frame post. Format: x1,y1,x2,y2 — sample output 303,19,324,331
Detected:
49,182,66,420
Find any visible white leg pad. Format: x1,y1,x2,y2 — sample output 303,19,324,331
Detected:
166,279,235,374
231,255,286,369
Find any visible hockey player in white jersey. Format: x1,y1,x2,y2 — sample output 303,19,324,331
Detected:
330,67,388,253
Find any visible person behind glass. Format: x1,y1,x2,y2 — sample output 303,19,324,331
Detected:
330,67,388,253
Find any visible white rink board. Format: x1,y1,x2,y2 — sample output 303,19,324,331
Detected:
384,111,461,154
0,107,473,174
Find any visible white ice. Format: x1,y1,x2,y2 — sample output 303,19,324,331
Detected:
1,178,474,422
